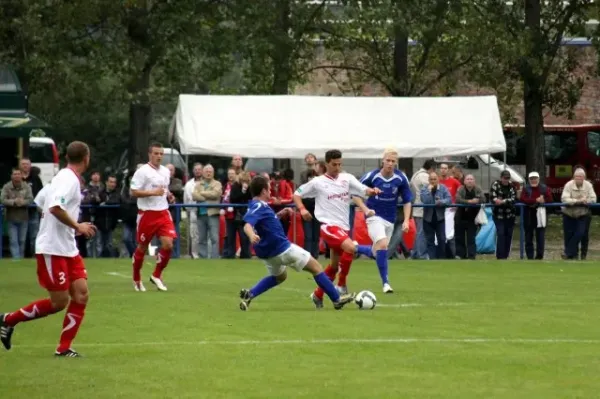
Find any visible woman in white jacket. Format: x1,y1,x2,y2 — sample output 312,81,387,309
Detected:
561,168,597,260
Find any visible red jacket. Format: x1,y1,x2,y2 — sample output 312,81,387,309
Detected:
269,179,293,205
440,177,462,203
520,184,553,206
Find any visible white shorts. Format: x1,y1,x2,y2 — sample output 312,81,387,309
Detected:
264,244,311,276
366,216,394,245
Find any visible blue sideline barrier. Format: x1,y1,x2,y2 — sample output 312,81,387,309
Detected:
1,202,598,260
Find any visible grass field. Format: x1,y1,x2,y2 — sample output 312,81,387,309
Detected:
1,258,599,398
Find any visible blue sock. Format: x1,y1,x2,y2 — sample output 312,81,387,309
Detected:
376,249,389,284
314,272,340,302
357,245,374,258
249,275,279,298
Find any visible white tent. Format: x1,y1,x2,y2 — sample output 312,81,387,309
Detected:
171,94,506,158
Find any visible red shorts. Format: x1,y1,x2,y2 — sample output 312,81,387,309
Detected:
320,224,350,253
136,209,177,244
36,254,86,291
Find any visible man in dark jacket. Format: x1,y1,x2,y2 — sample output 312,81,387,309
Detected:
454,174,486,259
95,175,122,257
490,170,517,259
20,159,43,257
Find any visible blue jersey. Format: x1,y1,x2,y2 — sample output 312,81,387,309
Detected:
243,199,291,259
360,169,412,224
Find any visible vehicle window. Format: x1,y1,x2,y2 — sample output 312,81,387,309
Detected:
245,158,274,174
161,153,187,172
29,142,54,163
587,130,600,157
499,131,526,165
545,133,577,162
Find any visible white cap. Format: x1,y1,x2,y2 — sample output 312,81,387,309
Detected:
528,171,540,178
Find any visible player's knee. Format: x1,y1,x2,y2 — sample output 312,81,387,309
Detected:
161,239,174,251
72,288,89,305
373,239,388,251
275,271,287,283
340,240,356,254
303,258,322,275
49,292,70,310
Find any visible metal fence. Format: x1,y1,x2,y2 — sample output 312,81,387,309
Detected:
1,202,598,260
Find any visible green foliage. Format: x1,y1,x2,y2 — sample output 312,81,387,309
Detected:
311,0,485,96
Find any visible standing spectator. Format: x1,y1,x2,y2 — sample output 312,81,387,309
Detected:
561,168,597,260
282,168,295,192
420,172,451,259
77,176,89,257
490,170,517,259
1,169,33,259
439,162,462,258
301,169,321,258
20,158,43,256
573,165,593,260
83,171,103,256
167,163,184,258
387,194,411,259
120,170,139,257
231,154,244,174
300,153,318,183
228,171,252,258
410,159,436,259
454,174,485,260
222,167,239,258
269,171,293,233
184,163,203,259
520,171,552,260
192,164,223,259
452,165,465,185
95,175,121,257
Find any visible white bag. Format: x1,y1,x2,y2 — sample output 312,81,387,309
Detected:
475,206,488,225
536,207,547,228
445,208,456,240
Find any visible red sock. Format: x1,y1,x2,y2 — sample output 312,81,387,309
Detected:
57,301,86,353
132,247,145,282
4,298,57,326
152,248,172,279
313,264,337,300
336,251,354,287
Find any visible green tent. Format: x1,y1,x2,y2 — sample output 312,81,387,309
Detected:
0,112,52,138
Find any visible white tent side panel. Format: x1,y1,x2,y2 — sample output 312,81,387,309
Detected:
174,94,506,158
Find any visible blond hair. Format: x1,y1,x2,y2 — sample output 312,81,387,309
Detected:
382,147,398,159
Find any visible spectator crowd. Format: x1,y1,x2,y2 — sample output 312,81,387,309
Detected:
1,154,597,261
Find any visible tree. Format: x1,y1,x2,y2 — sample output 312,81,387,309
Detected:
231,0,330,94
473,0,597,178
0,0,236,170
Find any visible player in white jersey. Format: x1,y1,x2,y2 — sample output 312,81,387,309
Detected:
293,149,380,308
130,142,177,292
1,141,97,357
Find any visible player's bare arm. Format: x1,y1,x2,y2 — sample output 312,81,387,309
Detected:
402,202,412,232
48,205,96,238
352,196,375,217
243,223,260,244
131,187,165,198
293,193,312,221
276,207,293,219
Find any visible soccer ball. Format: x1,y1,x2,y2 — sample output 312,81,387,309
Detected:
355,290,377,310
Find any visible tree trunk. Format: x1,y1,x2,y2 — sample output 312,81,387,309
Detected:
128,102,151,171
392,25,413,175
271,0,291,95
523,80,545,181
523,0,545,181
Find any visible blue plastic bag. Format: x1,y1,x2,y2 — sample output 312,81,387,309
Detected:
476,208,496,254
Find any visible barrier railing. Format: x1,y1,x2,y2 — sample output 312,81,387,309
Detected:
1,202,597,260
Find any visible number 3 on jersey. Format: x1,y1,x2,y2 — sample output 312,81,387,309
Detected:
58,272,66,285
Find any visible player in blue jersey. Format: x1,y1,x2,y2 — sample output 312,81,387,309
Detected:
353,148,413,294
238,175,355,311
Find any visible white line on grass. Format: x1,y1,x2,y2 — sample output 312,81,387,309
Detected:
14,337,600,349
105,271,130,279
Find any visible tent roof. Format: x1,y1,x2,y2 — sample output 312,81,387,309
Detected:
173,94,506,158
0,111,52,138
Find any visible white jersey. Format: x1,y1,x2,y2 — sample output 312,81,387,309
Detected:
34,184,50,209
130,163,170,211
295,173,368,230
35,168,81,257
